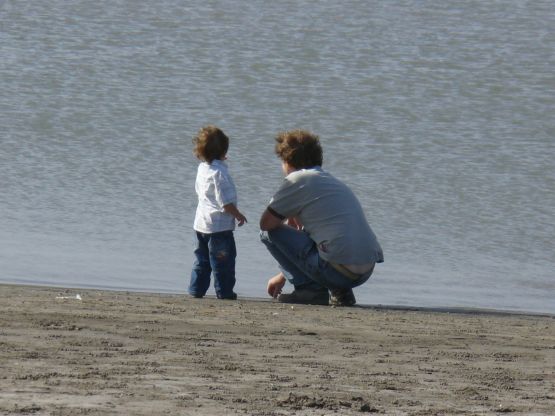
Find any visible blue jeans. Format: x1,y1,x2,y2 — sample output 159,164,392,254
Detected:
189,230,236,299
260,226,372,291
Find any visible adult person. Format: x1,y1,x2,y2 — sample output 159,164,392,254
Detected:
259,130,383,306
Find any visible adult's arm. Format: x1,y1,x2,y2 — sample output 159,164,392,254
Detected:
259,207,284,231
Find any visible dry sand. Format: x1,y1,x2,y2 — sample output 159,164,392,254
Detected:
1,284,554,415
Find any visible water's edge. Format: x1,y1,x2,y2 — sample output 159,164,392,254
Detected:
4,282,553,319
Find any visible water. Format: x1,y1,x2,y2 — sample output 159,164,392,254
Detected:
1,0,554,314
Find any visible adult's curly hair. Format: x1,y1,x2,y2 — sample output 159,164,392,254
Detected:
193,125,229,163
274,130,323,169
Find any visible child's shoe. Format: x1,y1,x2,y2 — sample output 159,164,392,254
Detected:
217,292,237,300
189,293,204,299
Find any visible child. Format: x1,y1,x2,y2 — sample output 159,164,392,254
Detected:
189,125,247,300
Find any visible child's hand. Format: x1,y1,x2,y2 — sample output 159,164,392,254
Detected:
236,212,247,227
223,203,247,227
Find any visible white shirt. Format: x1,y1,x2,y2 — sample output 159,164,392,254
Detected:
193,160,237,233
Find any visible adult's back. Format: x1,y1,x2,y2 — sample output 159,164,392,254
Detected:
268,167,383,265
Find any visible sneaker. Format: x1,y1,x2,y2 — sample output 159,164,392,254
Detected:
329,288,356,306
278,289,329,305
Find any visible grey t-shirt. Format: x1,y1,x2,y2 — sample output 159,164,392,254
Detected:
268,167,384,265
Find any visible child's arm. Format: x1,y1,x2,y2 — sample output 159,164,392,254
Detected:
223,203,247,226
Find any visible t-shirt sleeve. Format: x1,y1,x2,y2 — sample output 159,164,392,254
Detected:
268,177,305,219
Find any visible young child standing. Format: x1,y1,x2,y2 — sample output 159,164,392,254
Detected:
189,125,247,300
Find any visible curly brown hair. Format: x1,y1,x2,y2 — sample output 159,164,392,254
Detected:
274,130,323,169
193,125,229,163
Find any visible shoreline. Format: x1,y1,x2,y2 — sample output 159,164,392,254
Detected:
1,283,554,415
2,281,553,319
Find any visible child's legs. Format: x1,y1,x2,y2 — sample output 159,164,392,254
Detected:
260,227,326,291
208,231,237,298
189,232,212,297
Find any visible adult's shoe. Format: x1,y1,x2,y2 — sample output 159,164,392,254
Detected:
329,288,356,306
278,289,329,305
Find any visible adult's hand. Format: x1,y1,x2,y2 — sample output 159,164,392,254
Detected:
267,273,286,298
286,216,302,230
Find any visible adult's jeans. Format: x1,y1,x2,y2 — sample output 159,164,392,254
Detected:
189,230,236,298
260,226,372,291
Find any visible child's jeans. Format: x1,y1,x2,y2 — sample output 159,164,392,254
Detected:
260,226,372,291
189,230,236,299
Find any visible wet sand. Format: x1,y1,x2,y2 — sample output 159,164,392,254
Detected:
1,284,554,415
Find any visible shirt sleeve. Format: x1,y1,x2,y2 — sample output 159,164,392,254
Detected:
268,176,306,219
213,170,237,209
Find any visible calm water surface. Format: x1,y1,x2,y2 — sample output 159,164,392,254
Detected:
1,1,554,313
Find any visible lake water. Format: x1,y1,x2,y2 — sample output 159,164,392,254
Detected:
1,0,554,314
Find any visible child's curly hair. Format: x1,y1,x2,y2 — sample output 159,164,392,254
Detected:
193,125,229,163
275,130,323,169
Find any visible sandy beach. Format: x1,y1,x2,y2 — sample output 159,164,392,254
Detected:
1,284,554,415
